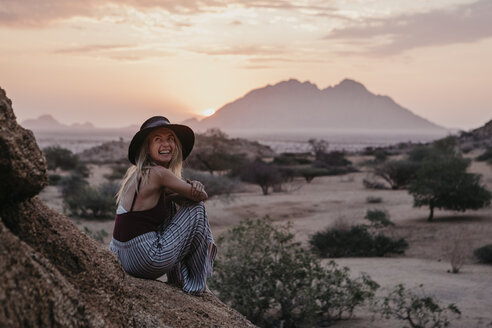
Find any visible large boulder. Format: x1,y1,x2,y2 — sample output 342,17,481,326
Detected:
0,88,47,204
0,87,255,328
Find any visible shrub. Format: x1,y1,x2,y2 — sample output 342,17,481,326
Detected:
104,164,128,180
210,217,379,327
83,226,108,243
182,169,237,197
316,151,352,167
441,228,469,273
366,196,382,204
476,147,492,162
364,209,394,228
64,182,117,219
43,146,79,170
59,173,89,196
376,284,461,328
273,152,312,166
310,225,408,258
474,244,492,264
238,160,284,195
374,159,420,190
298,167,335,183
363,178,389,190
48,173,62,186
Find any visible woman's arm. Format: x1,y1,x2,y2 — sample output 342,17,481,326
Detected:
152,167,208,202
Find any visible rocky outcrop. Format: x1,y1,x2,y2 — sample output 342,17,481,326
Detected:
0,87,255,328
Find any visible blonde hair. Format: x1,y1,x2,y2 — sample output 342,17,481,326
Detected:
116,129,183,205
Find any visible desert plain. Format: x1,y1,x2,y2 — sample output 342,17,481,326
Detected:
39,151,492,328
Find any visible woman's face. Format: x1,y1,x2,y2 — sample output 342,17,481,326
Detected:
148,128,176,167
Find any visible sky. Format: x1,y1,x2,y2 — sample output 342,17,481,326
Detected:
0,0,491,130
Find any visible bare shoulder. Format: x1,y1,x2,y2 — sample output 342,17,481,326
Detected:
148,166,173,186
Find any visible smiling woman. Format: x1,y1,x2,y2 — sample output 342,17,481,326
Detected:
110,116,216,295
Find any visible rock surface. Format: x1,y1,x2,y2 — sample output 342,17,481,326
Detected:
0,87,255,328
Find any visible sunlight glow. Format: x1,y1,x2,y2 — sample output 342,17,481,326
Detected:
202,108,216,117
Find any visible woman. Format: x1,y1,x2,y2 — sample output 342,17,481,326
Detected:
110,116,216,295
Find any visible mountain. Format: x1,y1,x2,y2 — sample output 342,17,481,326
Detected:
196,79,448,134
21,114,96,131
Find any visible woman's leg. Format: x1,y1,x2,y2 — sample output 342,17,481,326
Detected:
156,202,216,294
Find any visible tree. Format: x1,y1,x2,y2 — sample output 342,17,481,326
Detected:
239,160,284,195
375,159,420,189
408,155,491,221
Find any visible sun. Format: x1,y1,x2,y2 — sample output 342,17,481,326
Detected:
202,108,216,117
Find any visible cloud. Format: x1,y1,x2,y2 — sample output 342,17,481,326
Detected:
0,0,338,28
53,44,136,54
189,45,285,56
324,0,492,55
52,43,171,61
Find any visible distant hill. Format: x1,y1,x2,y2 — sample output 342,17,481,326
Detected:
194,79,448,135
22,114,96,131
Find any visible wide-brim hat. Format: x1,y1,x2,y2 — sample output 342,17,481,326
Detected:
128,116,195,165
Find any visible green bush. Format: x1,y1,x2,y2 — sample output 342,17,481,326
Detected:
474,244,492,264
310,225,408,258
364,209,394,228
210,217,379,327
83,226,108,243
366,196,382,204
476,147,492,162
376,284,461,328
48,173,62,186
273,152,312,166
64,181,117,219
298,167,335,183
104,164,128,180
43,146,79,170
183,169,237,197
238,161,285,195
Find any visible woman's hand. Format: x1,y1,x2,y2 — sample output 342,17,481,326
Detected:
186,179,208,201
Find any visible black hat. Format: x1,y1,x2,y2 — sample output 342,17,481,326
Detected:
128,116,195,165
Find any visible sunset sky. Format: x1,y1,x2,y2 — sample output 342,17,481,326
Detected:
0,0,491,130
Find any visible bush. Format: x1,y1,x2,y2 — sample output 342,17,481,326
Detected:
43,146,79,171
476,147,492,162
48,173,62,186
316,151,352,167
298,167,335,183
210,217,379,327
364,209,394,228
375,159,420,190
238,160,285,195
363,178,389,190
64,181,117,219
474,244,492,264
104,164,128,180
59,173,89,196
310,225,408,258
376,284,461,328
273,152,312,166
366,196,382,204
183,169,237,197
83,226,108,243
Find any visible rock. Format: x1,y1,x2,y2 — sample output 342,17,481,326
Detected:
0,87,255,328
0,87,47,204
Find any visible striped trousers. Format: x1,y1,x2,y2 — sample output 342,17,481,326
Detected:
110,202,217,295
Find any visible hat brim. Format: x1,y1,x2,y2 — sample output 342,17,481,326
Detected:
128,123,195,165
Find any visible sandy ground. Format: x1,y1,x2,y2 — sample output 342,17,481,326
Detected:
39,157,492,327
